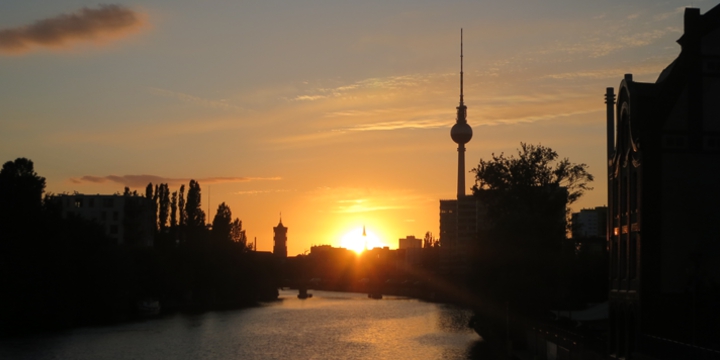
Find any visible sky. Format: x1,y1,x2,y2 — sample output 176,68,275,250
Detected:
1,0,713,256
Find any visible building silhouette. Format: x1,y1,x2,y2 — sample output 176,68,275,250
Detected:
398,235,421,249
398,235,423,267
56,193,154,246
273,216,288,259
571,207,607,239
607,6,720,358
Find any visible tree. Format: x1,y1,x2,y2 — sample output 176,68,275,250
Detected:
170,191,178,228
230,218,247,248
472,143,593,246
153,184,160,231
469,143,594,311
185,180,205,229
211,202,232,243
423,231,438,248
158,183,170,232
0,158,46,236
145,183,153,200
178,185,186,227
472,142,593,204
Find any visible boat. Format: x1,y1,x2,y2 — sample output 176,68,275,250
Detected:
136,299,161,316
298,288,312,299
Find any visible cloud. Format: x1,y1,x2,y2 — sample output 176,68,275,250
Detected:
149,88,245,111
0,5,146,54
306,186,430,214
235,189,291,195
289,73,450,102
341,119,450,132
292,95,327,101
481,109,602,126
540,62,669,81
541,27,678,59
333,196,405,213
652,7,686,22
49,115,252,147
69,175,280,188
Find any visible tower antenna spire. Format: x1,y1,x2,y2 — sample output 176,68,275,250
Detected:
363,225,367,251
460,28,464,105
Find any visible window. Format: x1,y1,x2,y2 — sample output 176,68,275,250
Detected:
112,211,119,221
110,225,119,234
74,198,83,208
101,211,107,221
103,198,114,208
89,198,95,208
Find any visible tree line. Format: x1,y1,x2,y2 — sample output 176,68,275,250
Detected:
0,158,277,337
134,181,248,249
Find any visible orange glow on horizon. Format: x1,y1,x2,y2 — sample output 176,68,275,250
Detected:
339,227,387,254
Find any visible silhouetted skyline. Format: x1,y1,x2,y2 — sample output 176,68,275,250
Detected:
0,0,698,255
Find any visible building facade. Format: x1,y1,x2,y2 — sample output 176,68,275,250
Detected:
398,235,421,249
571,206,608,239
398,235,422,267
439,196,480,277
607,6,720,358
57,193,154,246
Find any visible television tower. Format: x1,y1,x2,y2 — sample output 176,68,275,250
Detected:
363,225,367,251
450,29,473,198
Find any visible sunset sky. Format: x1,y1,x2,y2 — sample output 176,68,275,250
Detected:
0,0,708,255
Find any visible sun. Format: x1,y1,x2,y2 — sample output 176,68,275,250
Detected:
340,227,385,254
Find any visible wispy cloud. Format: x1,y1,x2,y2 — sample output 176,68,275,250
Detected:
149,88,245,111
653,7,685,22
235,189,291,195
482,109,602,126
69,175,281,188
540,63,665,80
50,116,252,146
342,119,450,132
0,5,146,54
292,95,327,101
541,27,679,59
333,196,405,213
335,204,405,213
290,73,451,102
307,186,428,214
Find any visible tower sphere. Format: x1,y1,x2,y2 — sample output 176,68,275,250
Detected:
451,122,473,144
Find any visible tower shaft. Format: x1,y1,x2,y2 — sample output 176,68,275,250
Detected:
457,144,466,198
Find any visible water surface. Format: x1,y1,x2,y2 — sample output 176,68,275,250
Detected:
0,290,492,359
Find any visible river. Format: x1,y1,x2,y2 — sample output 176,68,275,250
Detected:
0,290,496,359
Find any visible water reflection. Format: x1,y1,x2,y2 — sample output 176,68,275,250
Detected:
0,290,495,360
437,305,475,333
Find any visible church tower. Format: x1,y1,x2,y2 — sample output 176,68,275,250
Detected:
273,216,287,258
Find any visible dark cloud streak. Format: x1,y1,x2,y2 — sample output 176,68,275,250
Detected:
69,175,281,188
0,5,144,54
